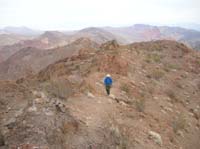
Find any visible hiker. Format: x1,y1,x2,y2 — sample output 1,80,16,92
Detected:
104,74,113,95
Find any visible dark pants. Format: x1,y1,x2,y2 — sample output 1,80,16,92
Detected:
105,85,111,95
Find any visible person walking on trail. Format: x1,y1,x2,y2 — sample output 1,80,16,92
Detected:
104,74,113,95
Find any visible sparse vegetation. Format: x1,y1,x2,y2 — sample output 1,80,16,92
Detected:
106,115,131,149
135,98,146,112
165,89,178,103
152,54,161,63
172,114,187,133
197,59,200,65
145,53,161,63
151,69,165,80
44,78,73,99
120,83,130,95
167,63,180,70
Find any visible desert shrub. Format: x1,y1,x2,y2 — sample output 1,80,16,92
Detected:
165,89,178,103
106,115,131,149
163,67,170,72
197,59,200,65
44,78,73,99
172,114,187,133
145,54,161,63
151,54,161,63
167,63,180,70
154,44,162,51
145,55,152,63
135,98,145,112
151,69,165,80
120,83,130,94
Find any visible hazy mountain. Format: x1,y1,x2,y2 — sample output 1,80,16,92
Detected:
1,26,43,36
70,27,127,44
104,24,200,50
104,24,162,43
175,23,200,31
0,34,33,47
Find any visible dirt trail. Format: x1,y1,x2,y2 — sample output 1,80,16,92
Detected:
67,95,117,130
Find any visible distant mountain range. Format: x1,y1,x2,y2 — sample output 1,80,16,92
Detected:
0,26,43,36
0,24,200,50
1,24,200,70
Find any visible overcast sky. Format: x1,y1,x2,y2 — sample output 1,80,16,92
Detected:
0,0,199,30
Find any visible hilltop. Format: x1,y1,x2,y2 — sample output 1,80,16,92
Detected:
0,40,199,148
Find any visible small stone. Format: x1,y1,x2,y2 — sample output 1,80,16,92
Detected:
35,98,44,104
109,94,116,99
153,96,159,100
87,92,95,98
148,131,163,146
177,130,184,137
96,82,102,87
28,106,37,112
33,91,42,98
161,109,167,114
164,107,173,112
119,101,127,106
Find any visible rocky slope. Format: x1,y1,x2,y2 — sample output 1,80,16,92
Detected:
0,40,199,149
0,38,99,80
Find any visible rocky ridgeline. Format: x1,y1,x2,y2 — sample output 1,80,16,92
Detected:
0,40,200,148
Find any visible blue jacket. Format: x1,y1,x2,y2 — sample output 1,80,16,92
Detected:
104,77,113,86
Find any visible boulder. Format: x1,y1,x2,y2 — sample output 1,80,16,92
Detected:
148,131,162,146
